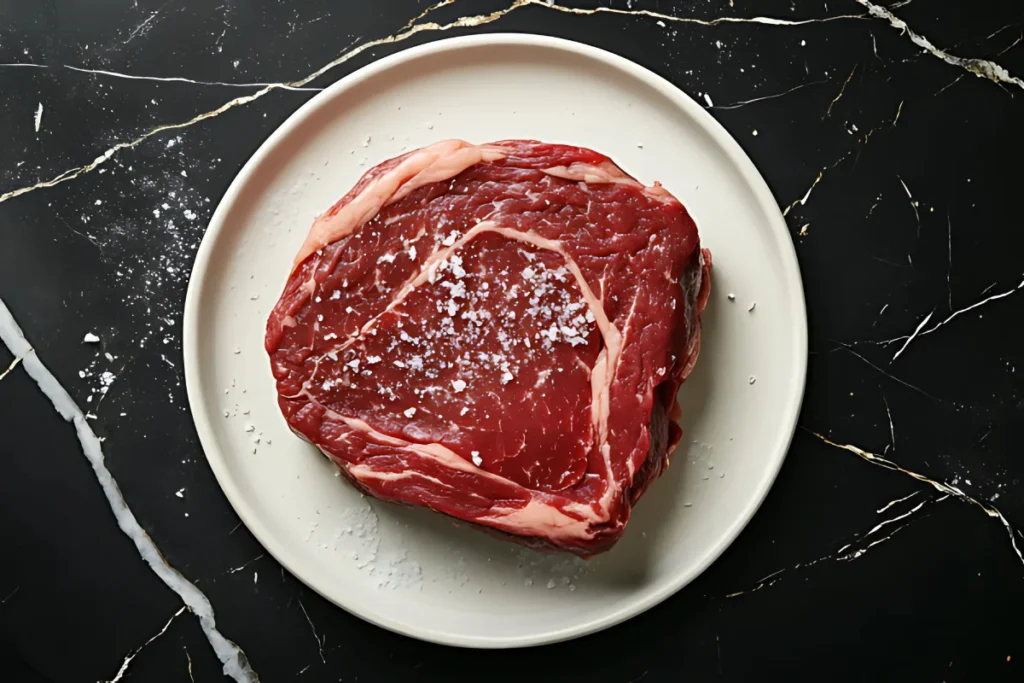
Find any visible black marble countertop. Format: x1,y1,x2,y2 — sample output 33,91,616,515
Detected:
2,1,1022,681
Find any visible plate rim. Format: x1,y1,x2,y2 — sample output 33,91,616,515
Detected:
183,31,808,648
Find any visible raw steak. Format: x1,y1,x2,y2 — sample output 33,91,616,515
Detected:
266,139,711,556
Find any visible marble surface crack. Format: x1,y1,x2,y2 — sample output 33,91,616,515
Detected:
877,490,920,514
1,585,20,605
712,79,827,110
0,0,501,206
65,65,323,91
897,175,921,236
299,600,327,665
107,606,186,683
726,492,940,598
810,430,1024,571
783,171,823,216
864,278,1024,349
0,63,323,90
0,351,28,381
1,0,878,207
783,148,858,216
400,0,457,30
946,212,953,310
882,396,896,453
857,0,1024,91
0,298,259,683
225,553,265,575
831,342,938,400
125,6,166,45
824,65,857,118
531,0,867,26
890,308,933,362
837,495,944,561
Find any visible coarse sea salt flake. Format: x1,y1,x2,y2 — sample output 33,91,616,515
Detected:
451,379,467,393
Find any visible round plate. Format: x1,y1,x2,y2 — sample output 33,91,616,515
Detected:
183,33,807,648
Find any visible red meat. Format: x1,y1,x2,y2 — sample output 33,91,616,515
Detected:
266,139,711,556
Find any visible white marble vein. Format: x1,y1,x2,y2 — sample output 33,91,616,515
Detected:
712,79,827,110
0,0,876,207
890,309,933,362
0,298,258,683
946,212,953,310
882,396,895,452
823,65,857,118
67,65,323,91
109,606,186,683
299,600,327,664
866,279,1024,351
532,0,866,26
726,491,940,598
831,342,938,401
838,495,943,561
897,175,921,236
0,352,27,381
877,490,920,514
0,63,323,91
811,431,1024,571
858,0,1024,90
783,171,823,217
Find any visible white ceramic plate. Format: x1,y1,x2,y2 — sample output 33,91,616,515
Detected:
183,34,807,648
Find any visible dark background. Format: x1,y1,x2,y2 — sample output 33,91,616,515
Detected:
1,0,1022,681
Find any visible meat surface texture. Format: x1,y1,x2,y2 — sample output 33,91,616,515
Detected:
266,139,711,556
